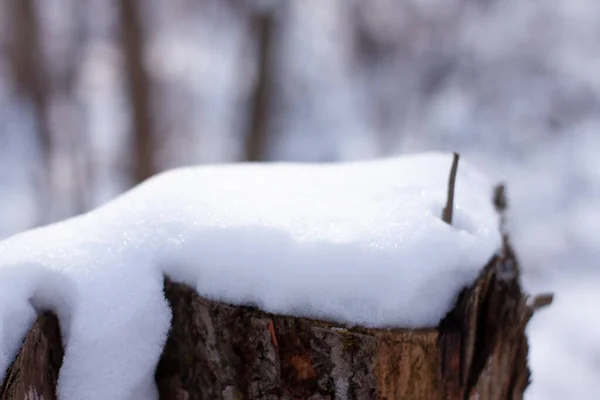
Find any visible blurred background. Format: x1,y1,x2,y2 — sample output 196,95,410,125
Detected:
0,0,598,398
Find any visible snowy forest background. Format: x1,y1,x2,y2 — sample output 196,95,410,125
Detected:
0,0,599,398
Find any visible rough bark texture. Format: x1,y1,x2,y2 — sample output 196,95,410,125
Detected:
156,239,536,400
439,244,533,400
0,312,63,400
1,243,542,400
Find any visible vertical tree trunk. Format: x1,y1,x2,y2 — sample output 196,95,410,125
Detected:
6,0,51,153
118,0,155,183
245,11,275,162
6,0,53,224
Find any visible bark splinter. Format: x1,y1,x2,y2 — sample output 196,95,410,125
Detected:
442,152,460,225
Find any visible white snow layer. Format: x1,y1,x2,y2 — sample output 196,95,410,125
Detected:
0,152,500,400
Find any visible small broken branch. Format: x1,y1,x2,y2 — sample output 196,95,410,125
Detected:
442,152,460,225
531,293,554,311
493,184,507,213
494,183,509,238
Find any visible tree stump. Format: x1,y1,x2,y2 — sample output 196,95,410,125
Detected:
0,312,63,400
0,236,548,400
155,242,537,400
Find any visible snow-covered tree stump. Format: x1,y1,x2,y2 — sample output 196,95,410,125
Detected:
0,155,552,399
156,243,536,400
0,241,545,400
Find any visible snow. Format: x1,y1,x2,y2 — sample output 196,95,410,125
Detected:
0,152,500,399
525,275,600,400
0,1,599,397
402,133,600,400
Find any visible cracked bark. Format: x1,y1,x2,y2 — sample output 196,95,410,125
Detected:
156,238,538,400
1,241,544,400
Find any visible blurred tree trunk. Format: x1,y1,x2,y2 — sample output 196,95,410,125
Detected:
245,10,275,162
6,0,53,223
60,1,90,215
118,0,155,183
6,0,51,153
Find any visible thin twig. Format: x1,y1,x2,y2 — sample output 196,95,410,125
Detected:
493,183,511,256
493,184,507,213
442,152,460,225
531,293,554,311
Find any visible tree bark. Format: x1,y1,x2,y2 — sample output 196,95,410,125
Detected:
0,236,544,400
0,312,63,400
156,242,537,400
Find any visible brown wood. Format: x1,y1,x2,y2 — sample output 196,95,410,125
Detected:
0,238,544,400
442,153,460,225
0,312,63,400
155,236,538,400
